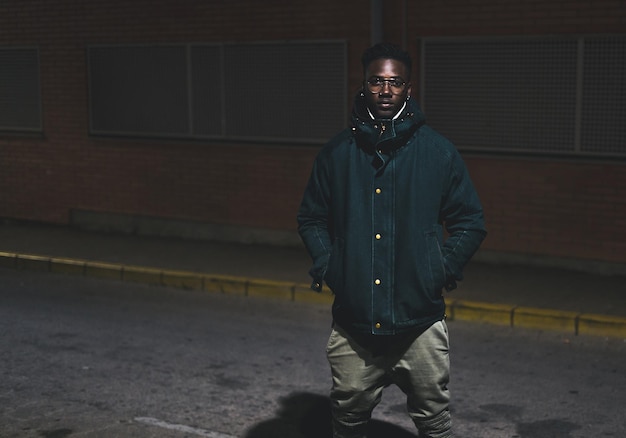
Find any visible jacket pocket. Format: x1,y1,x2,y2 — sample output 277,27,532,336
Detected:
324,238,344,293
425,227,447,295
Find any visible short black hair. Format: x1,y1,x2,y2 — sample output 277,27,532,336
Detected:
361,43,412,79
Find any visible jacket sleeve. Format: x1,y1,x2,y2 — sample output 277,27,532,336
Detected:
297,154,333,292
440,150,487,291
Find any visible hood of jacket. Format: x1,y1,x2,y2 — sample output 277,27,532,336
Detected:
351,93,426,155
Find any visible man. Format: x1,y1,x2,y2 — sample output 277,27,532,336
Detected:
297,42,486,437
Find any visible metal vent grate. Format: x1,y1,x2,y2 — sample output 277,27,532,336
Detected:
423,38,577,152
422,36,626,156
88,41,346,143
190,45,223,137
89,46,189,136
581,36,626,154
223,41,346,142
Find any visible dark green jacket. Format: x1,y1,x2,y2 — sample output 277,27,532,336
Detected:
297,95,486,335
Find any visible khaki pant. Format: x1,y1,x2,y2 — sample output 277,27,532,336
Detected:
326,320,452,438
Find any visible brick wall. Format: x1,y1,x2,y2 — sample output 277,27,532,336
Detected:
0,0,625,267
468,156,626,264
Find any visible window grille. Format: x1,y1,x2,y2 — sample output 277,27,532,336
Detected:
88,46,189,136
421,36,626,157
190,45,223,137
0,48,41,132
581,36,626,154
223,41,346,142
88,41,346,143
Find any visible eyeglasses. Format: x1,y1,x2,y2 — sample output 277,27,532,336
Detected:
366,77,407,95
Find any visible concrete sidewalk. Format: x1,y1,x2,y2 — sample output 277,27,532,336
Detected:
1,222,625,338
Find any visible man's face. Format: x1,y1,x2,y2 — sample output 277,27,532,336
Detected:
363,58,412,119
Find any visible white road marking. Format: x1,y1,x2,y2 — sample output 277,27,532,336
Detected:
134,417,237,438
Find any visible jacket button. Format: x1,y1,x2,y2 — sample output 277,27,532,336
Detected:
374,279,381,285
375,233,381,240
375,322,381,329
375,188,382,194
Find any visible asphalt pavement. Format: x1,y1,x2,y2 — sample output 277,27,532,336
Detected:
0,221,625,338
3,267,625,437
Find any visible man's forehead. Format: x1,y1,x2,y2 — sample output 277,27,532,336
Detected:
365,58,408,77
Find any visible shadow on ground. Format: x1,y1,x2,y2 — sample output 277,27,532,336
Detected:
244,392,416,438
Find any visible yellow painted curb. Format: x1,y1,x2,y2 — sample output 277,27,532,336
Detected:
513,306,579,333
203,275,247,295
84,261,123,280
578,313,626,338
448,299,512,326
161,270,204,290
123,265,163,285
293,284,334,305
0,251,18,268
50,257,86,275
3,250,625,339
16,254,50,271
247,279,294,300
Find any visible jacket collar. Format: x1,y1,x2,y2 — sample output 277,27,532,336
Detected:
351,94,426,154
